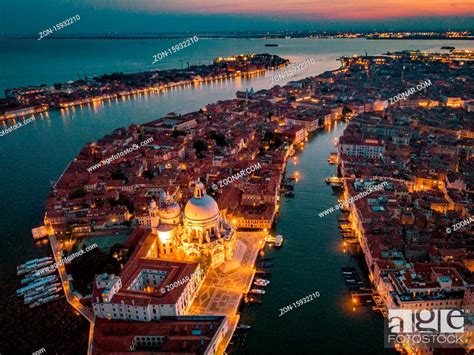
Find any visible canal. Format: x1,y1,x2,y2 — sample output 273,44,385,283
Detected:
236,122,394,354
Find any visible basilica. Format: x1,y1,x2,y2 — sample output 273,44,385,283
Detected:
147,180,236,269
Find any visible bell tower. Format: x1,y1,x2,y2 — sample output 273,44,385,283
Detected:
149,199,159,234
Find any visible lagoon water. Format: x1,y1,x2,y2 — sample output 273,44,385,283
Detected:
0,38,471,354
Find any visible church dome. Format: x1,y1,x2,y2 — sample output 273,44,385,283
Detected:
159,202,181,220
184,181,219,222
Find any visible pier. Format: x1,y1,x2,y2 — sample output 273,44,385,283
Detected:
49,235,94,323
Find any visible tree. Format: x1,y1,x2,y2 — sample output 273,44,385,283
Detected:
193,139,207,158
262,130,283,150
209,131,227,147
68,247,120,294
143,170,154,180
172,129,186,138
70,187,86,199
111,170,128,183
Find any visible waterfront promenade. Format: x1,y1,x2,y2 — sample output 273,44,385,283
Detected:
48,235,94,322
188,231,265,354
49,235,96,355
1,54,288,121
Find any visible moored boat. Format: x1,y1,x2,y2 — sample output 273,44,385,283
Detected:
21,267,56,284
24,285,62,304
274,235,283,247
16,275,58,296
29,294,64,308
17,257,53,275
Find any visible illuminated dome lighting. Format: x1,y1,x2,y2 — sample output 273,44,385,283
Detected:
184,180,219,222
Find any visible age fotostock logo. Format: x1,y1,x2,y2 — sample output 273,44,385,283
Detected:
386,309,466,348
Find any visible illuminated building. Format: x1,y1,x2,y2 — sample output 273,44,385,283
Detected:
149,180,237,269
91,181,237,322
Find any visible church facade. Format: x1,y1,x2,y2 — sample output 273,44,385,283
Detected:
148,180,236,269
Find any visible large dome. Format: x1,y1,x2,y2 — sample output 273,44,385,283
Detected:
184,181,219,222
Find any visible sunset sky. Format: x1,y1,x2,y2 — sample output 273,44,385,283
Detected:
90,0,474,19
1,0,473,34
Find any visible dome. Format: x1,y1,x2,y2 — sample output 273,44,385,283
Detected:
184,181,219,222
159,202,181,219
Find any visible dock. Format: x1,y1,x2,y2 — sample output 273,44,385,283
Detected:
49,235,94,323
265,235,283,246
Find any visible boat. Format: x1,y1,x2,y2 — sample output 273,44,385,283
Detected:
327,152,339,164
21,268,56,284
23,282,61,298
25,285,62,304
341,234,356,239
16,275,58,296
258,262,273,268
29,294,64,308
254,280,269,287
23,281,61,296
274,235,283,247
247,297,263,304
325,176,343,185
17,257,53,275
343,273,359,278
265,44,278,47
284,191,294,198
237,324,251,330
254,278,270,283
249,289,266,295
441,46,455,50
341,231,354,237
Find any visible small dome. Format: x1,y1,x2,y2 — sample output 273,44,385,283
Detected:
159,202,181,220
184,181,219,222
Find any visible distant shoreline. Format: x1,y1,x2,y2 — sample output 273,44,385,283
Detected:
1,33,473,41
